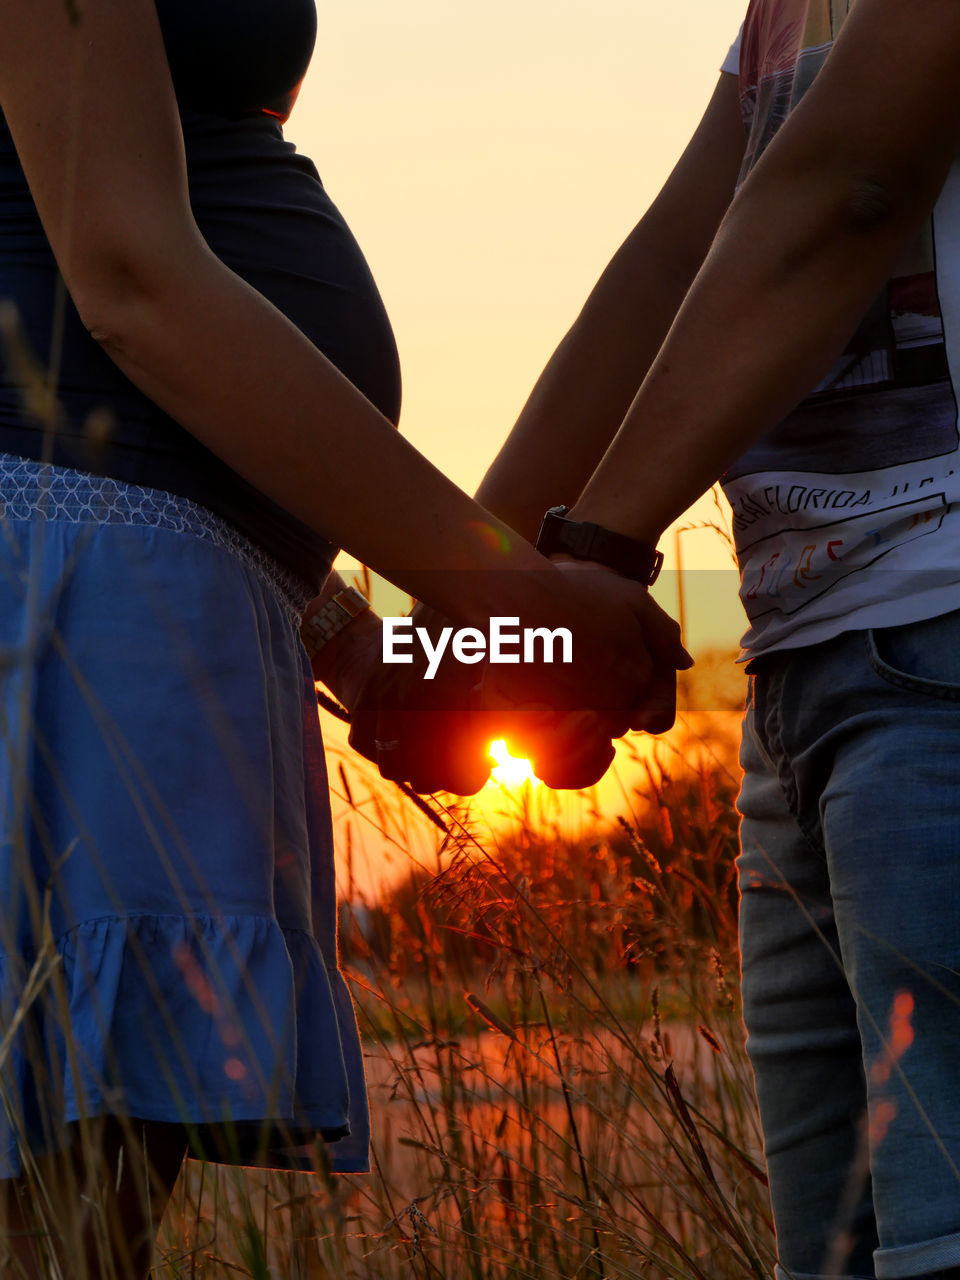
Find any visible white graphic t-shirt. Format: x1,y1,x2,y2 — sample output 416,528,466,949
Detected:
721,1,960,657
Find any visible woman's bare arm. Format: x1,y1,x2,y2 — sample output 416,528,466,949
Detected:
0,0,528,611
0,0,687,755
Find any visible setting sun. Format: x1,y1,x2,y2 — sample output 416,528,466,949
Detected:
488,738,538,787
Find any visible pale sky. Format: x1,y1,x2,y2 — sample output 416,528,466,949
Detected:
291,0,749,649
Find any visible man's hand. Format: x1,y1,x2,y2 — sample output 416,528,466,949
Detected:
481,561,689,789
554,556,682,737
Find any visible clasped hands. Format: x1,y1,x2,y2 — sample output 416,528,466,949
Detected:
333,562,690,795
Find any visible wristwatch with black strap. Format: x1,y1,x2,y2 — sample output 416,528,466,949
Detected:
535,504,663,586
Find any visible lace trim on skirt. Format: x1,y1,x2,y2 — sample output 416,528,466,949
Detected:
0,453,313,620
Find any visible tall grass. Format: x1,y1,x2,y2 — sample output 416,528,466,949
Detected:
144,692,776,1280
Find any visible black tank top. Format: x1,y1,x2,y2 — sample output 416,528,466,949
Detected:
0,0,402,592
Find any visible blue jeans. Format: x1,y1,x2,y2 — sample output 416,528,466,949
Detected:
738,613,960,1280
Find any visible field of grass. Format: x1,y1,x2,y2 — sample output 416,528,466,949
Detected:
141,670,777,1280
0,297,772,1274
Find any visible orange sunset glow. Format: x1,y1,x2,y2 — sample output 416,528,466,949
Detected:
488,737,538,787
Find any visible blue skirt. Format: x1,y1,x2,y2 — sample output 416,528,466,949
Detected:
0,455,368,1176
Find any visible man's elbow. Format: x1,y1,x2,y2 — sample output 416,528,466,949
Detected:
835,136,954,235
771,164,934,275
843,175,900,231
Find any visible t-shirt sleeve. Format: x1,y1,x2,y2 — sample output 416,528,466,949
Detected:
721,24,742,76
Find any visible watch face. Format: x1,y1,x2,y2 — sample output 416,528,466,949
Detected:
333,587,369,619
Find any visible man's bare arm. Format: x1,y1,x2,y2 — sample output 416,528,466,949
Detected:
475,72,745,539
571,0,960,542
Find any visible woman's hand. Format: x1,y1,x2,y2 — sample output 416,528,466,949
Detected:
303,597,383,712
346,603,497,796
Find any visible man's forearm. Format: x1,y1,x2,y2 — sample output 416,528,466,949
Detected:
571,179,953,543
474,73,744,539
474,236,707,540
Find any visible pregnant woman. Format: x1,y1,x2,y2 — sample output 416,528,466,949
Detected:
0,0,686,1275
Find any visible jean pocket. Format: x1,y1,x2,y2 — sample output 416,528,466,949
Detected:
867,608,960,699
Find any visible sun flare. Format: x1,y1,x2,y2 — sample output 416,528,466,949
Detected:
488,738,537,787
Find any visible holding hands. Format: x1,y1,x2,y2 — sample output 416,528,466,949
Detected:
308,560,690,796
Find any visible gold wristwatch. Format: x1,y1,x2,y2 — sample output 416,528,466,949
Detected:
301,586,370,660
